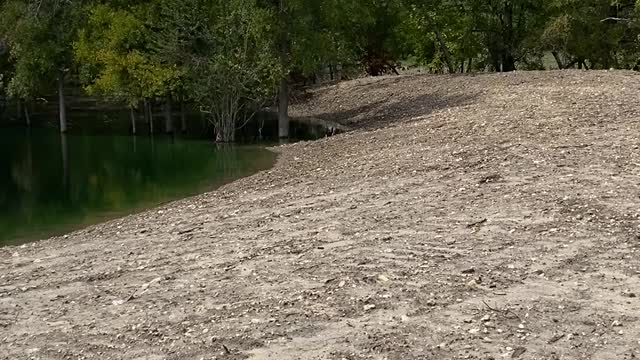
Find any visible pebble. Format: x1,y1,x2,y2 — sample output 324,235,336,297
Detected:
364,304,376,311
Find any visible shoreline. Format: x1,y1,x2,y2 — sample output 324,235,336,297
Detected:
0,138,277,248
2,70,639,359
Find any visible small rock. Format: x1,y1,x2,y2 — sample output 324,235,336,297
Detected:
338,281,346,287
622,290,636,298
461,267,476,274
377,275,390,283
482,337,492,343
426,299,437,306
481,314,491,322
518,324,525,329
364,304,376,311
469,328,481,334
612,320,622,327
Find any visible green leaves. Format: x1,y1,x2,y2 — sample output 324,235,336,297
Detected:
74,3,182,106
0,0,87,98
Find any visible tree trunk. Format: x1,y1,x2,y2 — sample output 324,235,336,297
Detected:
278,0,289,139
130,106,137,135
502,54,516,72
467,58,473,73
164,96,173,134
581,60,589,70
180,98,187,133
427,15,455,74
58,73,67,133
278,78,289,139
60,133,69,188
16,100,22,121
551,51,564,69
24,101,31,127
146,99,154,134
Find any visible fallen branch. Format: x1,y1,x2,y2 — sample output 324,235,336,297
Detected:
482,300,522,322
467,218,488,228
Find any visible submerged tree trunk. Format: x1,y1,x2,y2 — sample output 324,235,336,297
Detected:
16,100,22,121
180,98,187,133
58,73,67,133
24,100,31,127
278,0,289,139
144,99,154,134
278,78,289,139
164,96,173,134
130,106,137,135
60,133,69,188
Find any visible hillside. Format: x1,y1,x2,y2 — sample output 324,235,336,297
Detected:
2,70,640,359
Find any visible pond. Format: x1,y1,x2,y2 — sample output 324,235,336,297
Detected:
0,129,276,246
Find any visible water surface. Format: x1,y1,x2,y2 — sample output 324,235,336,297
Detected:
0,130,275,246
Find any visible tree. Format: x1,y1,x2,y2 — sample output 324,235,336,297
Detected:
153,0,282,142
461,0,548,72
0,0,87,133
404,0,482,73
74,3,182,135
539,0,639,69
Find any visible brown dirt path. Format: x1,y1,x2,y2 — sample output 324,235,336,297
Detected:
2,70,640,359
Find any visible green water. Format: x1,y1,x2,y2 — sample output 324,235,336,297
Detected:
0,129,276,246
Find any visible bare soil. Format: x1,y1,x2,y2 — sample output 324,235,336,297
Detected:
2,70,640,360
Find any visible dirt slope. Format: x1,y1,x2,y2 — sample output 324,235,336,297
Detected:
2,70,640,359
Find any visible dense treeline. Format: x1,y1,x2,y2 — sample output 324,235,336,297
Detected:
1,0,640,141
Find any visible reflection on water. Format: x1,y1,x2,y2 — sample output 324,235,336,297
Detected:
0,130,276,246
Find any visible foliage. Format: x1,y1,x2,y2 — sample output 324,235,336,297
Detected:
0,0,84,99
540,0,640,69
2,0,640,138
153,0,282,141
74,4,182,106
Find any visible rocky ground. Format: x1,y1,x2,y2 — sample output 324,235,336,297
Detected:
2,70,640,360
